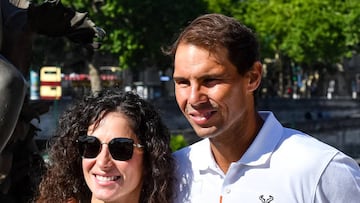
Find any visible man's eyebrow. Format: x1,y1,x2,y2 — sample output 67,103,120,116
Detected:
173,73,224,80
172,76,186,81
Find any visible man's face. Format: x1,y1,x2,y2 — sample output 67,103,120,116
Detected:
173,43,259,139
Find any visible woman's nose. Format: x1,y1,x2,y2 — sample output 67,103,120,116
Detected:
96,144,113,169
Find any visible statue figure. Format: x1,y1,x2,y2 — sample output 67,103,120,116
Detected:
0,0,105,201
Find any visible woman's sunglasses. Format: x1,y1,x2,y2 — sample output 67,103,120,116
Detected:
76,135,144,161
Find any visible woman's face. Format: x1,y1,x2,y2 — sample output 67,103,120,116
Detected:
82,112,144,203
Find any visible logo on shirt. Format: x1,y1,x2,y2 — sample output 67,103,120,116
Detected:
259,195,274,203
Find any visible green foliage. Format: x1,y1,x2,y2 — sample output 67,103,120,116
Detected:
32,0,360,73
62,0,207,71
230,0,360,66
170,134,188,152
203,0,234,15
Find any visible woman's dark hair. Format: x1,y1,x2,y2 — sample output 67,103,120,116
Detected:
164,13,260,75
36,88,175,203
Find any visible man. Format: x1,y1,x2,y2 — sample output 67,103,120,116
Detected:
166,13,360,202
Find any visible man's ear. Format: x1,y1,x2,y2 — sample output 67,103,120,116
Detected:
246,61,262,92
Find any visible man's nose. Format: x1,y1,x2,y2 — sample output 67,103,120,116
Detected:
188,85,207,106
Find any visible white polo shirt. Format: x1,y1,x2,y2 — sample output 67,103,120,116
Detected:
173,111,360,203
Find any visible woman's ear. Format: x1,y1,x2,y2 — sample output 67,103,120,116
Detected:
246,61,262,92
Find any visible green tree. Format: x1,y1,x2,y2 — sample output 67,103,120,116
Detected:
232,0,360,64
29,0,207,93
203,0,234,15
62,0,207,71
225,0,360,96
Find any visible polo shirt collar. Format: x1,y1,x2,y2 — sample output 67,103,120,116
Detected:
195,111,283,172
194,138,219,171
238,111,283,166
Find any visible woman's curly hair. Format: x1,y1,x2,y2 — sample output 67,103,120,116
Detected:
36,88,175,203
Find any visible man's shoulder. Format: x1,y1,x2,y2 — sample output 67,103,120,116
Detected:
281,128,339,153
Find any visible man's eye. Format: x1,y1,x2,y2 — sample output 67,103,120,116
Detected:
204,78,219,87
175,80,190,87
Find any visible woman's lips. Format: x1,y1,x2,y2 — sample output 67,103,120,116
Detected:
94,174,121,186
95,174,121,181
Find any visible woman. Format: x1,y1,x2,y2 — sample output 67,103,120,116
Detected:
36,88,175,203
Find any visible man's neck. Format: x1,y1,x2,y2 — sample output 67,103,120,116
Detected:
209,113,264,173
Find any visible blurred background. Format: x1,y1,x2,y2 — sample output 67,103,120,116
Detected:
3,1,359,202
30,0,360,161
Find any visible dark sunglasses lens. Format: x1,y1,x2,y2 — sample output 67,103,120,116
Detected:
80,136,100,158
109,138,134,161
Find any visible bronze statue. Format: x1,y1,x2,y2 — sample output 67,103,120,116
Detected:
0,0,104,201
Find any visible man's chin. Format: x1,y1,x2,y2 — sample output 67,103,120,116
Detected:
192,126,218,139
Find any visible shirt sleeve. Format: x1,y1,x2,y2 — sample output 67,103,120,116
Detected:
314,152,360,202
